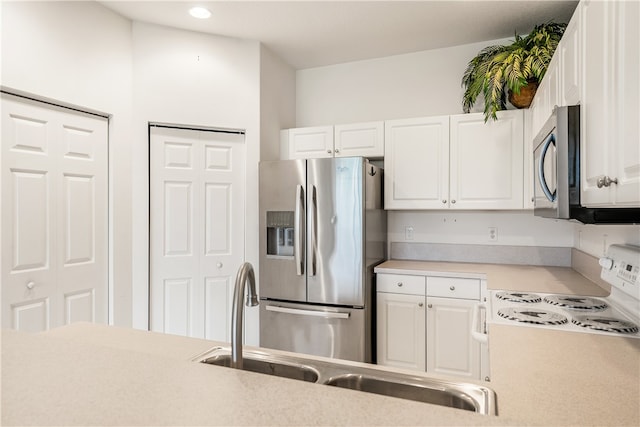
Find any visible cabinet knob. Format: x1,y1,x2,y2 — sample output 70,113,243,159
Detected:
216,262,223,268
449,285,455,291
418,302,424,307
596,175,619,188
531,197,535,202
334,148,340,153
327,150,332,154
397,282,403,287
427,304,433,308
442,199,447,204
26,281,35,290
451,200,456,204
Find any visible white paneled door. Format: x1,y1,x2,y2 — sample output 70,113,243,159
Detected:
150,126,245,340
1,93,108,332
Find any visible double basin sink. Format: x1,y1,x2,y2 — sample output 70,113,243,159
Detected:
193,347,497,415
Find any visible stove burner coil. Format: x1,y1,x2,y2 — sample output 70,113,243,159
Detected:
543,295,608,311
571,315,639,334
496,292,542,303
497,307,568,325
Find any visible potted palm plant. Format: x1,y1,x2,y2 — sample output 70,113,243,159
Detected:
462,22,567,122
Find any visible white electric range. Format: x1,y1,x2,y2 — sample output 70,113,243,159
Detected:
488,244,640,338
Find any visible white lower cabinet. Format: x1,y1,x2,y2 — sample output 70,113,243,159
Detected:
426,297,480,379
376,292,426,371
376,273,488,381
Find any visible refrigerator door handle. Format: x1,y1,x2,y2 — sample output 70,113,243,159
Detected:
266,305,350,319
310,185,318,276
294,185,305,275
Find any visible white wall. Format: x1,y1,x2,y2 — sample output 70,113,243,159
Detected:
131,22,262,343
389,211,576,247
1,0,134,326
260,45,296,161
574,224,640,258
295,38,510,126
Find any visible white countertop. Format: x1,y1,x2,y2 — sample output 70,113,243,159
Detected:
2,324,520,426
3,261,638,426
375,259,610,295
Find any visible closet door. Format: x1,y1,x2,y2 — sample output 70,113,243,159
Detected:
1,93,108,331
149,126,245,340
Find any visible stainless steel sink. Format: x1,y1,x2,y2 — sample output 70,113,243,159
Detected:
200,353,319,382
193,347,497,415
324,373,477,412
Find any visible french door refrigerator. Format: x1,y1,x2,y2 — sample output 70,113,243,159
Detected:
258,157,386,363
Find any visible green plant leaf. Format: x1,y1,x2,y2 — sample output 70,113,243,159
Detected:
461,21,566,121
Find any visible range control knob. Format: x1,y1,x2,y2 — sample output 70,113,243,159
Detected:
599,257,614,270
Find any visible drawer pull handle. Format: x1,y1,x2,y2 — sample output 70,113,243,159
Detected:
397,282,403,287
449,286,455,291
418,302,424,307
427,303,432,308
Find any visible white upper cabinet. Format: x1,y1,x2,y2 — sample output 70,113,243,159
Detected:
281,121,384,160
529,7,581,139
530,53,561,139
612,0,640,206
560,9,581,106
334,121,384,158
385,111,524,210
384,116,450,209
281,125,334,159
450,110,524,210
581,0,640,207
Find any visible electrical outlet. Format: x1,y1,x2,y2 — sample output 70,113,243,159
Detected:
488,227,498,241
405,226,414,240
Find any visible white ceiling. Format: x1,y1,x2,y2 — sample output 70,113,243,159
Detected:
99,0,578,70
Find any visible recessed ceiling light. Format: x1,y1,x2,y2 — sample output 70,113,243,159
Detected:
189,7,211,19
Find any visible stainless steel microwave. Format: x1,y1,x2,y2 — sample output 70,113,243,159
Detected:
533,105,640,224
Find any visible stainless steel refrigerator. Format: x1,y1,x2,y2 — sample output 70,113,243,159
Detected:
258,157,386,363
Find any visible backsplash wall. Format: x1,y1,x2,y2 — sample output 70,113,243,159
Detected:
388,211,575,248
574,224,640,258
388,211,639,262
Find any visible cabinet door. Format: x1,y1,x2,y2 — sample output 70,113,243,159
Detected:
384,116,449,209
426,297,480,379
581,0,616,206
523,109,535,209
561,8,581,106
287,126,334,159
376,292,426,371
334,121,384,158
612,0,640,206
449,110,524,209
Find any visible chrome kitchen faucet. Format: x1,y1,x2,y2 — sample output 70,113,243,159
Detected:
231,262,259,369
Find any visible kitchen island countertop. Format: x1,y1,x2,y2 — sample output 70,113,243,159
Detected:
3,320,639,426
3,261,639,426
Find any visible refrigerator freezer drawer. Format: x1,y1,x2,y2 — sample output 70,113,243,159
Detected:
259,301,369,363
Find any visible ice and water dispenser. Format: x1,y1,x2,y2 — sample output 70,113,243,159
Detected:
266,211,295,257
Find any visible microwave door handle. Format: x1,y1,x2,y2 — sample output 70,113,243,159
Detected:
538,134,557,202
294,185,305,276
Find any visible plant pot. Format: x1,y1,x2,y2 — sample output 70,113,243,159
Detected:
508,80,539,109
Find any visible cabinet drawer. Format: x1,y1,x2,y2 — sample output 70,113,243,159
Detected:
427,277,480,300
377,274,425,295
